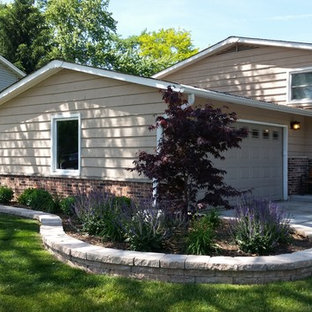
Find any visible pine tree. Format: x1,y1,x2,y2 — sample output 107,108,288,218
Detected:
0,0,51,73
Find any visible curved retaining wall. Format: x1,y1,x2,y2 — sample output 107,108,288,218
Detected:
2,205,312,284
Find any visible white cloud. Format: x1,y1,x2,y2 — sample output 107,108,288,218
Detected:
267,14,312,21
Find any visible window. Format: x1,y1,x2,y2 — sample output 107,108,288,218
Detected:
262,129,270,139
290,70,312,102
251,129,259,138
273,131,279,140
51,114,80,175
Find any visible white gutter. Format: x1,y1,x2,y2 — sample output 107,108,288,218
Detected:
179,84,312,117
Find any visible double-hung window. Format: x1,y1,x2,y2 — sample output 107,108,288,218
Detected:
51,114,80,175
289,69,312,103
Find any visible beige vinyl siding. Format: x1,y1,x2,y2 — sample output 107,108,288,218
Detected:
1,67,312,184
0,69,163,180
0,63,19,92
166,46,312,104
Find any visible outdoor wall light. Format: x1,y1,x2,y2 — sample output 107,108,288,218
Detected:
290,121,301,130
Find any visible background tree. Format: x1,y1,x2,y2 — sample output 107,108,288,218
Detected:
113,28,198,76
130,87,247,217
0,0,51,73
0,1,198,76
111,35,158,77
41,0,117,67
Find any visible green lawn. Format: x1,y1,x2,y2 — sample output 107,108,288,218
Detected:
1,214,312,312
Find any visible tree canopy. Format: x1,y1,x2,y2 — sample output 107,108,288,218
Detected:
41,0,117,67
114,28,198,76
0,0,199,75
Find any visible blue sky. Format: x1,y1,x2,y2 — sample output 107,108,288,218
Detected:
2,0,312,51
109,0,312,50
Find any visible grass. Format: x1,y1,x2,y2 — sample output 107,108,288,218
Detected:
0,213,312,312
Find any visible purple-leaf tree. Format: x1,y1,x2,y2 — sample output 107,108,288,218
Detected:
130,87,247,217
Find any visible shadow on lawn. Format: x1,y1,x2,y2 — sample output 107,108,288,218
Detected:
1,214,312,312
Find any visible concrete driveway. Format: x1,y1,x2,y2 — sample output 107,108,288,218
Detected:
278,199,312,227
221,198,312,228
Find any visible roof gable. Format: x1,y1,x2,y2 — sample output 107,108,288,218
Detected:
152,36,312,79
0,55,25,78
1,59,312,118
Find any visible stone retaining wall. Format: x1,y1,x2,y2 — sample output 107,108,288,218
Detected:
2,205,312,284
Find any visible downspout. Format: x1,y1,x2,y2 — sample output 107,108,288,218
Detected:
152,93,195,204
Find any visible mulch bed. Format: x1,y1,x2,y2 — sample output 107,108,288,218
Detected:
7,202,312,256
62,215,312,257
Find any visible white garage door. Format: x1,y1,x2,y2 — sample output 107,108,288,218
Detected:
213,122,284,200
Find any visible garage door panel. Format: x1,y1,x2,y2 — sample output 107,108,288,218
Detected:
211,122,283,200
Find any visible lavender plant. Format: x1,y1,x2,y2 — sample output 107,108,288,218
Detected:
125,201,169,252
231,198,291,255
72,192,132,242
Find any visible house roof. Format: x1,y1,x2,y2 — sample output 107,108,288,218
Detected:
1,59,312,118
0,55,25,78
152,36,312,79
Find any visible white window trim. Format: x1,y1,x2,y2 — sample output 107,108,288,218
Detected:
50,113,81,176
287,66,312,105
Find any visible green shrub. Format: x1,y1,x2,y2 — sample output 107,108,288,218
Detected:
186,211,220,255
59,196,75,215
18,188,56,212
81,215,107,236
0,186,14,204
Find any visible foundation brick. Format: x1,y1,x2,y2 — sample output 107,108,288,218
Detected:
288,157,310,195
0,174,152,200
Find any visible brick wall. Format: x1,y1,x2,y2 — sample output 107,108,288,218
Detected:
288,157,310,195
0,174,153,200
2,159,311,200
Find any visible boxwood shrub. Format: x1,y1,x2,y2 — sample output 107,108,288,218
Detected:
0,186,14,204
18,188,56,212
